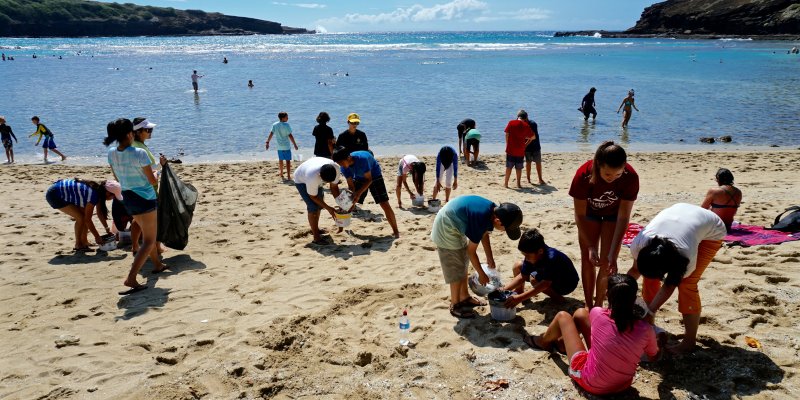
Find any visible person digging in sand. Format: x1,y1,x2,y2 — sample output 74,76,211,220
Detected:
430,195,523,319
293,157,343,244
45,178,121,251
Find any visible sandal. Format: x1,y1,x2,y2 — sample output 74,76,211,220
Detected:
458,296,487,308
449,304,476,319
523,334,550,351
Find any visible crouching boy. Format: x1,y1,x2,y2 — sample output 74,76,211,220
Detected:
503,229,579,308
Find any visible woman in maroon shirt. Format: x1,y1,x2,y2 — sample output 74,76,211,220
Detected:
569,141,639,308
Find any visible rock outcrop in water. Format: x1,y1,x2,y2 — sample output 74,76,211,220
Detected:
0,0,313,37
556,0,800,39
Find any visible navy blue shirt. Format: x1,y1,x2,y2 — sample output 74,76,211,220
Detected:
521,247,579,295
525,119,540,152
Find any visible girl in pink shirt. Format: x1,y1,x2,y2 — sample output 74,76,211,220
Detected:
524,274,659,396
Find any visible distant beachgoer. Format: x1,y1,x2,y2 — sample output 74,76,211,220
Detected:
616,90,639,127
502,229,579,307
266,111,299,181
332,147,399,238
569,141,639,309
430,195,523,319
105,118,168,294
223,57,228,64
524,274,659,396
581,87,597,121
191,70,203,92
395,154,426,208
431,145,458,203
701,168,742,232
456,118,476,156
312,112,335,158
1,116,18,163
45,178,120,251
627,203,727,354
293,157,343,244
1,53,4,61
524,114,545,185
463,123,481,166
335,113,369,153
29,116,67,162
504,110,534,188
248,80,254,88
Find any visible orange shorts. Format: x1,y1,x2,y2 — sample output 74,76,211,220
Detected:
643,240,722,314
568,350,591,391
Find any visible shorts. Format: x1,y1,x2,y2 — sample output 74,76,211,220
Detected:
505,155,524,170
437,246,469,284
45,186,68,209
192,82,198,91
354,176,389,204
277,150,292,161
582,106,597,118
466,138,479,153
586,213,618,223
437,164,455,188
524,149,541,163
42,136,57,149
296,183,323,212
112,198,133,232
3,139,12,149
121,190,157,216
396,163,408,177
642,240,722,315
551,277,579,296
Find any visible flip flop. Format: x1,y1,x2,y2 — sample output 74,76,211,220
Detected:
449,304,476,319
522,334,550,351
118,285,148,296
459,296,487,308
73,247,91,252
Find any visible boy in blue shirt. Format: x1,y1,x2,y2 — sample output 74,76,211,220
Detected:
502,229,579,308
265,111,299,181
332,147,400,238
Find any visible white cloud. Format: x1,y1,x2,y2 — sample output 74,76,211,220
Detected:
272,2,327,9
343,0,488,24
474,8,551,22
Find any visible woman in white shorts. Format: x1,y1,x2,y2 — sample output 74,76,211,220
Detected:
432,145,458,203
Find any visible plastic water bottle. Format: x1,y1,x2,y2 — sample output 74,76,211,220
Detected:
398,309,410,346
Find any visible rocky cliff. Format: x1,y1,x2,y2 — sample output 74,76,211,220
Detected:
626,0,800,36
0,0,312,37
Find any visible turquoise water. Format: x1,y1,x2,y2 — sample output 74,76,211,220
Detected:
1,32,798,164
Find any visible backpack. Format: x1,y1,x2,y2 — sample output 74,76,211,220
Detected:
765,206,800,232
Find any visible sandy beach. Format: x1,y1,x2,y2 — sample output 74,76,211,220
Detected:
0,149,798,399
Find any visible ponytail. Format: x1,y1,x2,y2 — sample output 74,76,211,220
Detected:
607,274,638,333
103,118,133,146
590,141,626,184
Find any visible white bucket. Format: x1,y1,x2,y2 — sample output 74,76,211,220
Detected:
427,199,442,213
412,195,425,207
99,241,117,252
293,153,304,162
335,191,354,211
335,212,352,228
488,290,517,321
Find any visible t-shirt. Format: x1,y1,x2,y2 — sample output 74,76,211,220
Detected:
504,119,534,157
132,141,157,167
520,248,579,294
191,73,201,83
340,150,382,180
271,121,293,151
293,157,342,195
50,179,99,208
431,195,495,250
568,160,639,217
398,155,420,175
0,124,16,142
524,119,540,152
312,124,334,158
630,203,727,279
336,129,369,153
582,93,595,109
581,307,658,395
108,146,157,200
464,128,481,141
436,146,459,178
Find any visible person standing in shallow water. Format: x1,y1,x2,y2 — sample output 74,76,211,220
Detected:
191,70,203,92
581,87,597,121
617,89,639,127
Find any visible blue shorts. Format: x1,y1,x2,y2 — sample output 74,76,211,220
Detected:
45,185,68,209
296,183,323,212
42,136,57,149
278,150,292,161
121,190,157,216
506,155,524,170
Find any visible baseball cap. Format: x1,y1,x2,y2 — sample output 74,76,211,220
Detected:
104,180,124,201
347,113,360,124
495,203,523,240
133,119,157,131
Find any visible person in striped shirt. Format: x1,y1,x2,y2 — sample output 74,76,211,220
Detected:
45,178,123,251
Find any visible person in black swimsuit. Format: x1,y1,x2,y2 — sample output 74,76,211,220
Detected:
701,168,742,232
580,88,597,121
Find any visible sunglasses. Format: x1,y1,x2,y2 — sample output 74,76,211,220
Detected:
349,122,359,126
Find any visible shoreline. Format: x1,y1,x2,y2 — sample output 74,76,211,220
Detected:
554,30,800,41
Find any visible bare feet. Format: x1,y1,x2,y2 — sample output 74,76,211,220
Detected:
61,155,67,161
393,231,400,239
538,180,546,185
667,341,696,355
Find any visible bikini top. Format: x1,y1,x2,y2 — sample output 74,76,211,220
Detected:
710,186,740,209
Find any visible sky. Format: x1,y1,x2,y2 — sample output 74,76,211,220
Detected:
102,0,659,33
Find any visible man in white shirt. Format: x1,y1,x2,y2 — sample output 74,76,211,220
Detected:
627,203,727,354
191,70,203,92
293,157,342,244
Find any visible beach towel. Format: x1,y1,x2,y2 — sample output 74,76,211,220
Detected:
622,223,644,247
724,224,799,247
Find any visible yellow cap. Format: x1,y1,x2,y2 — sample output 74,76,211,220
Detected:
347,113,360,123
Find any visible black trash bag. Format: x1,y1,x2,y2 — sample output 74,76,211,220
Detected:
157,163,198,250
765,206,800,232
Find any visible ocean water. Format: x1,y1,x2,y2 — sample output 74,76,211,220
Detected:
1,32,798,164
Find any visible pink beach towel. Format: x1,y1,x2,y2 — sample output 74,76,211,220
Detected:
622,223,644,247
724,224,800,247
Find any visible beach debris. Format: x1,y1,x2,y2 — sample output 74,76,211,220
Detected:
55,334,80,348
484,378,509,392
699,137,715,143
745,336,762,349
718,135,732,142
354,351,373,366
